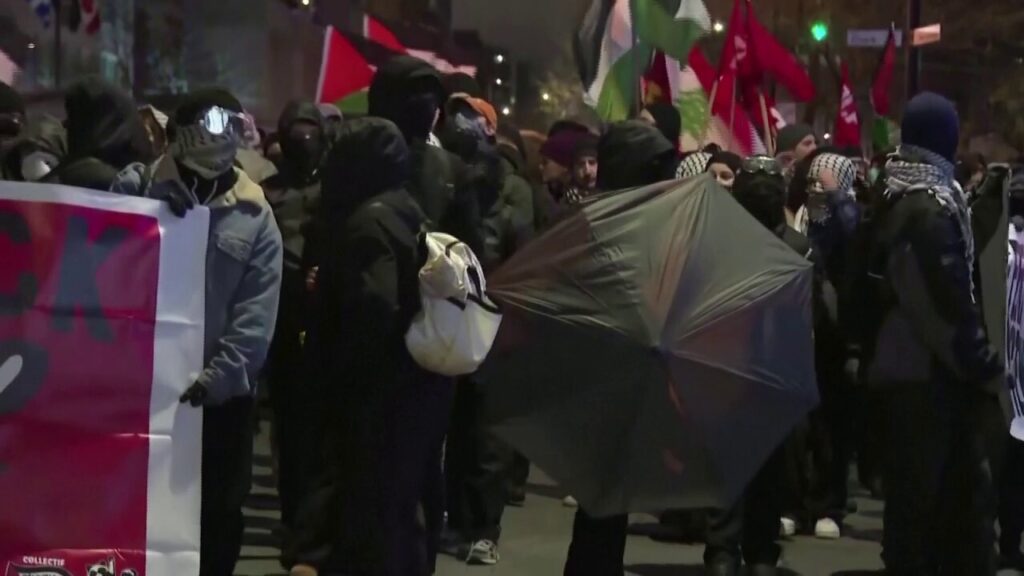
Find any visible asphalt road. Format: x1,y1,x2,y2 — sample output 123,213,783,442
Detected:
236,423,1020,576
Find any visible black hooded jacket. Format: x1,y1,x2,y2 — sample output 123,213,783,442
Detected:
45,78,151,191
596,120,677,191
368,56,483,256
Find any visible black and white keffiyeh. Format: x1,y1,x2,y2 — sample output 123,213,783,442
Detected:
885,144,976,295
676,152,712,179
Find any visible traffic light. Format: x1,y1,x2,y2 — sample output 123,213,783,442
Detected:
810,21,829,43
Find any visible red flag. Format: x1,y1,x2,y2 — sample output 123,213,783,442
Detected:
644,51,673,105
717,0,756,80
690,47,764,156
834,61,862,148
745,0,815,102
871,26,897,116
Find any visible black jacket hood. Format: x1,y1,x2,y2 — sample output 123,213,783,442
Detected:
597,120,676,191
322,117,411,219
277,100,325,136
368,56,444,143
63,77,151,170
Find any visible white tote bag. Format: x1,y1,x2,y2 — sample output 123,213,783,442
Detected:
405,232,502,376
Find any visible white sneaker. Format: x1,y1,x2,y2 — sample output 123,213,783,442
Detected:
814,517,841,540
779,516,797,538
466,539,500,565
562,495,579,508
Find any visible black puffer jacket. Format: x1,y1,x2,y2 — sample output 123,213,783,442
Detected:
44,77,151,191
596,120,677,191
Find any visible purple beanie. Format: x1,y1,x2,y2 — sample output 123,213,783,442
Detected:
541,130,585,169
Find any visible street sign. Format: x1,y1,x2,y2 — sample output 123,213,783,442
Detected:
847,29,903,48
912,24,941,46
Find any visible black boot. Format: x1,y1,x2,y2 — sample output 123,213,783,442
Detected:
704,559,739,576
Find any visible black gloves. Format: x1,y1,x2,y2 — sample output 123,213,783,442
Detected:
148,180,195,218
179,381,208,407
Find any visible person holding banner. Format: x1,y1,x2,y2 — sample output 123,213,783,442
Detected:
139,88,284,576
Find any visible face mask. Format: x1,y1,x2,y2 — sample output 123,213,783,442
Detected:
282,133,324,175
171,124,239,179
452,111,495,156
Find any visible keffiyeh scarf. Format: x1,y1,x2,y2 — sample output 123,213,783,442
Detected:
885,144,976,295
676,152,712,179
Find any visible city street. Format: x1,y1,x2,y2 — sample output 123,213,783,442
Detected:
234,422,1021,576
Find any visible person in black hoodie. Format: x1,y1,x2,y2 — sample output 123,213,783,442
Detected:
368,55,483,256
867,92,1001,574
0,81,25,180
44,77,152,190
563,120,678,576
287,118,453,576
260,101,327,530
438,95,534,566
704,158,811,576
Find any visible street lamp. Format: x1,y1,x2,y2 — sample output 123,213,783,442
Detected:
495,54,505,64
502,106,512,116
712,21,725,34
495,78,503,86
542,92,551,101
300,0,310,5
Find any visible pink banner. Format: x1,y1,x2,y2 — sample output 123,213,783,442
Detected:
0,183,208,576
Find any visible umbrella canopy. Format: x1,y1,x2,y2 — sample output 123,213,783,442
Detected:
480,175,818,516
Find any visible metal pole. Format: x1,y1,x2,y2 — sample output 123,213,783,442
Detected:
907,0,922,96
631,0,642,117
54,0,62,89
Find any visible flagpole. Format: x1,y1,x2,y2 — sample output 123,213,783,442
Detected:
759,91,774,156
701,77,720,148
631,1,643,116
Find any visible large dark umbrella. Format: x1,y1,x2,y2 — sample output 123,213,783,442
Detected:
480,175,818,516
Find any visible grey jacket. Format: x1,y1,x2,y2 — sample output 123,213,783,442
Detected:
137,159,284,404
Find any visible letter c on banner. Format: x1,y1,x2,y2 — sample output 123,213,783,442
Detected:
0,210,39,316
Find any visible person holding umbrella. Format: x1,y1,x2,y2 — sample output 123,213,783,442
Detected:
703,156,813,576
479,121,818,576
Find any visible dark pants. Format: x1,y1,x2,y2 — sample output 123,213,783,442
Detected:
781,363,851,525
505,452,531,502
268,327,316,528
287,372,454,576
445,378,510,542
563,511,628,576
200,397,256,576
705,449,783,567
1000,437,1024,559
880,380,996,575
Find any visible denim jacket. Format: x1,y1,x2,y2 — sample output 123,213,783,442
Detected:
197,168,283,403
127,158,284,404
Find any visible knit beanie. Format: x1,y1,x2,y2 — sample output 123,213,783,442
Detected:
901,91,959,163
776,123,815,154
541,130,584,169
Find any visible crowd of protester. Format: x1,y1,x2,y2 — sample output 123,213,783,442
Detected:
0,52,1020,576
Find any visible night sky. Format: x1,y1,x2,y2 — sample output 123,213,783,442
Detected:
451,0,590,62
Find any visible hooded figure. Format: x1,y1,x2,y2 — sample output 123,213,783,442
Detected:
595,120,677,192
866,92,1000,575
259,101,327,528
562,119,683,576
776,123,818,173
640,101,682,151
287,118,453,576
368,56,483,256
44,77,151,190
706,151,743,190
136,87,284,576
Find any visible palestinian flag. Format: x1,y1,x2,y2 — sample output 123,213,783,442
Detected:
316,16,405,114
575,0,709,121
679,48,767,155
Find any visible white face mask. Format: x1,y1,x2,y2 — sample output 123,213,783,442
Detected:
21,151,58,181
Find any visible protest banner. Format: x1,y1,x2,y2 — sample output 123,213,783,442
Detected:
0,182,208,576
1009,224,1024,441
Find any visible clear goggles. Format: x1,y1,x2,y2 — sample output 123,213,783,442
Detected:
198,106,246,137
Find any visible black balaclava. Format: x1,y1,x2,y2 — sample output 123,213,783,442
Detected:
368,56,444,144
277,100,326,184
322,117,411,221
643,102,681,151
733,171,787,231
172,88,244,201
597,120,676,191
